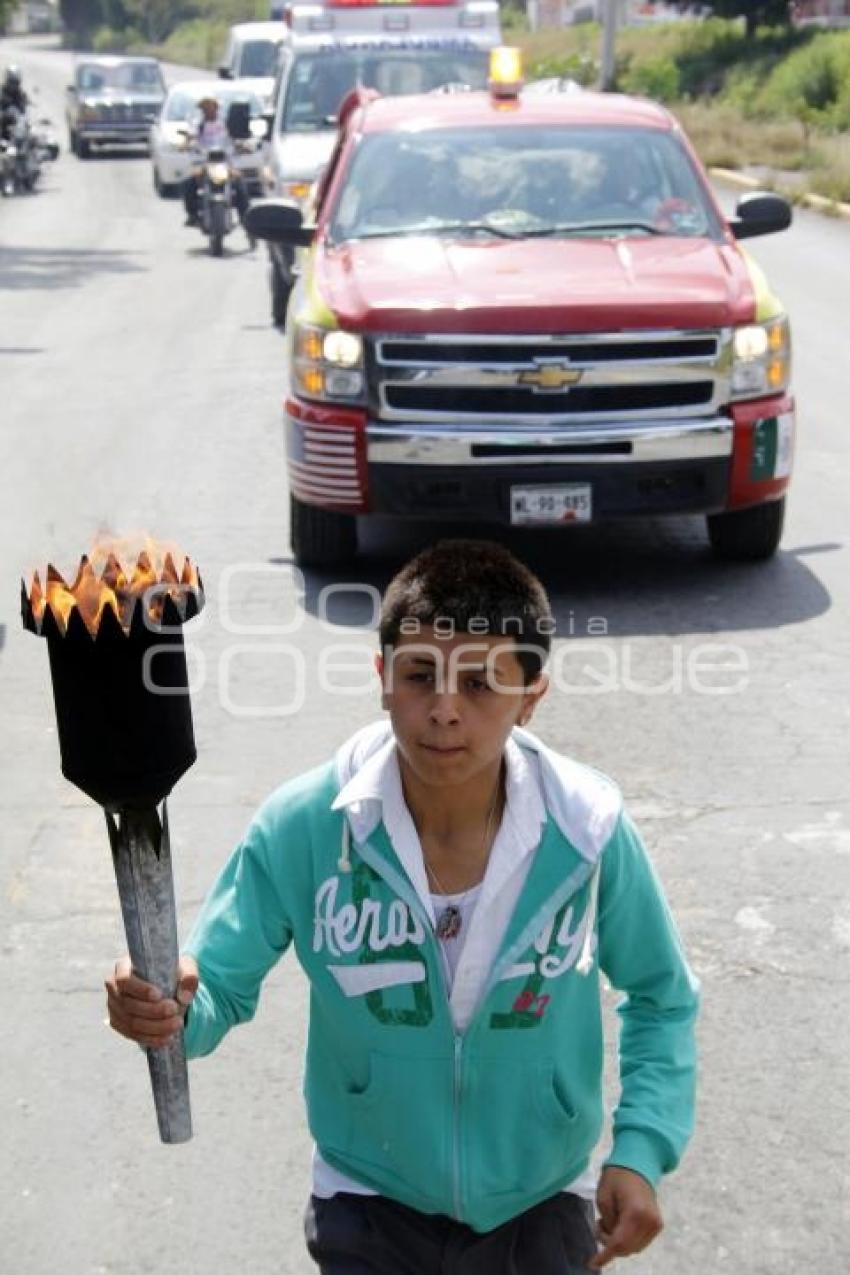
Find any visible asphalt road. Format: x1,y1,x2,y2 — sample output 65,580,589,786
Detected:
2,34,849,1275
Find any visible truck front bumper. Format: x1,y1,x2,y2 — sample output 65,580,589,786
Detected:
78,126,151,145
366,416,733,520
285,398,795,521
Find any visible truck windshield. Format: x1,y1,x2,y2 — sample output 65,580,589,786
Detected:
77,62,164,93
239,39,283,78
329,125,722,242
281,47,489,132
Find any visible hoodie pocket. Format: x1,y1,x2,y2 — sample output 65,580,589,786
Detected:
534,1062,579,1128
321,1051,451,1204
467,1057,587,1199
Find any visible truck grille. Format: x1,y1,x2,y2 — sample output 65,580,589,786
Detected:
97,103,154,123
385,382,714,415
373,331,729,424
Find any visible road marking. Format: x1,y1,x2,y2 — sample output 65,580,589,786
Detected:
785,811,850,855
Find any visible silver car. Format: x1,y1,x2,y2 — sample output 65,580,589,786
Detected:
149,79,270,199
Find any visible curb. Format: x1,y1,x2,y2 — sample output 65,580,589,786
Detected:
710,166,850,221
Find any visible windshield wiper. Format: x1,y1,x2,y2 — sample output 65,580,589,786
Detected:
524,220,664,238
349,220,524,242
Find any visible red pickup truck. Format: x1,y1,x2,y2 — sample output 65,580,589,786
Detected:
249,62,795,567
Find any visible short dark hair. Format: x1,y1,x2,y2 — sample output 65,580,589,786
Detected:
379,540,553,684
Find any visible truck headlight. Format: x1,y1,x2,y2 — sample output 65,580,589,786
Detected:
293,323,364,402
731,315,791,400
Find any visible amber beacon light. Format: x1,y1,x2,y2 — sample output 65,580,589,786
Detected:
489,47,524,100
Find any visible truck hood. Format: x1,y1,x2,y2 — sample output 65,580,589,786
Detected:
272,129,336,181
316,234,757,333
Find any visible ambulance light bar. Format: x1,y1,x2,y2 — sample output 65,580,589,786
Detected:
283,3,335,28
327,0,457,7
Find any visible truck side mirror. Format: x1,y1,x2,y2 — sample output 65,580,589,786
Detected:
729,192,792,240
245,199,315,247
218,66,233,81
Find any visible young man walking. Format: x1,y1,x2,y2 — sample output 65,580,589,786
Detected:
106,539,699,1273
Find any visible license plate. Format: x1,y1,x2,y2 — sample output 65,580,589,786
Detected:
510,484,592,526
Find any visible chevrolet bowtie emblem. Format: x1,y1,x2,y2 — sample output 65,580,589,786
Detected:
518,364,583,392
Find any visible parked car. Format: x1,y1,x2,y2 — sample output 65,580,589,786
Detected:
150,79,270,198
66,57,166,157
248,57,795,567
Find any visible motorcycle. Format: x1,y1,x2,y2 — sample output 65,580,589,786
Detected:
199,146,236,256
179,125,255,257
33,115,60,164
0,106,43,195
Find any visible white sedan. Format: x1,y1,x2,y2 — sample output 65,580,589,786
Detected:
149,78,269,198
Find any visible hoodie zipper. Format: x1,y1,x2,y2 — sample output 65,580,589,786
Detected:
351,831,598,1223
452,1033,463,1219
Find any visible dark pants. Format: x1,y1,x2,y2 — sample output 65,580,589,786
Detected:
305,1192,598,1275
183,172,249,223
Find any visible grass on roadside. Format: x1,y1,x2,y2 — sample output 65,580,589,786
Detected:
672,101,810,172
673,102,850,204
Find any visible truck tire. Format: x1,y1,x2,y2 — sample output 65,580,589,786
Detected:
77,136,91,159
290,493,357,568
271,258,291,327
707,497,785,562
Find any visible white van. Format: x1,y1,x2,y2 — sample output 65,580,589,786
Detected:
219,21,289,107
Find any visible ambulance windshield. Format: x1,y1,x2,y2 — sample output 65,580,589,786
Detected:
239,39,283,78
282,46,489,132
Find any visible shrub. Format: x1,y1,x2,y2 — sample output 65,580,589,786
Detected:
158,17,231,70
501,0,529,34
756,30,850,128
620,56,681,104
92,24,143,52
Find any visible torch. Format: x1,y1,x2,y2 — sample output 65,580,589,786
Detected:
21,545,203,1144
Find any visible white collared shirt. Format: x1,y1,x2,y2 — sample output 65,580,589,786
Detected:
314,735,598,1203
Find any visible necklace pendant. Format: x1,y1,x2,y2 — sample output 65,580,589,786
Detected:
436,905,462,940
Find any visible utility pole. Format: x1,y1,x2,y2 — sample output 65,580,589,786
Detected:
600,0,619,92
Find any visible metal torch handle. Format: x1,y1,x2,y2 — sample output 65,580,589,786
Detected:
107,803,193,1144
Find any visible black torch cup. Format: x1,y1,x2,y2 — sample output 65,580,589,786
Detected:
22,566,203,1144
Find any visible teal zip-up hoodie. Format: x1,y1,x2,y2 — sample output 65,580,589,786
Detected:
182,725,699,1233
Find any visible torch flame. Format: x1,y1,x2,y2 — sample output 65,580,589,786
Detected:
71,557,121,635
24,538,202,637
45,564,79,633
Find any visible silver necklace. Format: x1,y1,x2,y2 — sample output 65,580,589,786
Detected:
425,786,501,941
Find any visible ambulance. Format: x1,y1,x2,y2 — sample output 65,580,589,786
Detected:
247,50,796,567
262,0,502,322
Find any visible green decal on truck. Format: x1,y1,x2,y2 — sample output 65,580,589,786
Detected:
751,418,778,480
751,414,794,481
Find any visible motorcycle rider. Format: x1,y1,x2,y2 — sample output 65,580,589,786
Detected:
182,95,249,229
1,66,29,141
